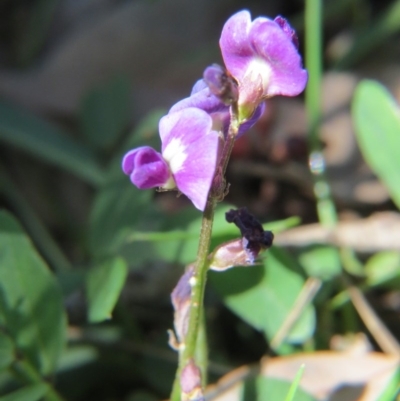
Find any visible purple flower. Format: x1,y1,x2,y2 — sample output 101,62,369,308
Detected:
203,64,238,105
219,10,308,122
170,77,265,138
122,108,220,211
121,146,172,189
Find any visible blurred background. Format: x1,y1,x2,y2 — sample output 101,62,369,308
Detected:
0,0,400,400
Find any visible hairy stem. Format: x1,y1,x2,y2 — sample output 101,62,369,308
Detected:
170,103,240,401
170,198,216,401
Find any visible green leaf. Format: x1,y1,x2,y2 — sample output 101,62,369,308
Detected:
0,100,103,186
80,75,131,149
375,367,400,401
255,376,315,401
352,80,400,208
365,251,400,288
264,216,301,233
299,245,341,281
0,383,49,401
89,180,156,258
88,110,164,263
159,205,233,265
210,247,315,346
283,365,305,401
0,211,66,376
119,209,300,268
86,258,128,323
0,332,14,371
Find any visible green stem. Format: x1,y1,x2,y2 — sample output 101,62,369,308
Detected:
305,0,322,150
182,199,215,365
305,0,338,227
170,105,240,401
195,309,208,387
170,199,216,401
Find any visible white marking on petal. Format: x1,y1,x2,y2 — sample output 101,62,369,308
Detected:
163,137,188,174
244,57,271,88
238,57,272,121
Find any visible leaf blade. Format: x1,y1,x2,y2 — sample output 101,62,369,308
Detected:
86,258,128,323
210,247,315,348
352,80,400,208
0,383,49,401
0,100,103,186
0,211,67,375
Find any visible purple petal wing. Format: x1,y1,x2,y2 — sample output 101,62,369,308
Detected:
159,108,220,211
122,146,171,189
191,79,208,95
274,16,299,48
169,86,226,115
249,18,308,97
219,10,255,80
160,108,213,153
158,111,182,143
174,131,220,210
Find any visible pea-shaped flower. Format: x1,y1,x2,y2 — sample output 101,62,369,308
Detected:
220,10,308,122
122,108,220,211
170,76,264,139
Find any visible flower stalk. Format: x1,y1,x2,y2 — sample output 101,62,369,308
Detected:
121,10,308,400
170,102,241,401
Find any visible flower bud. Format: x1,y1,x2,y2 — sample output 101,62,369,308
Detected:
181,359,204,401
171,265,194,344
203,64,238,105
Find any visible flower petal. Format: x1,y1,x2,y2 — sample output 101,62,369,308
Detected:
203,64,238,105
249,18,307,97
169,85,226,116
173,131,220,210
219,10,254,79
191,79,207,95
159,108,220,210
160,108,213,155
274,16,299,48
122,146,172,189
